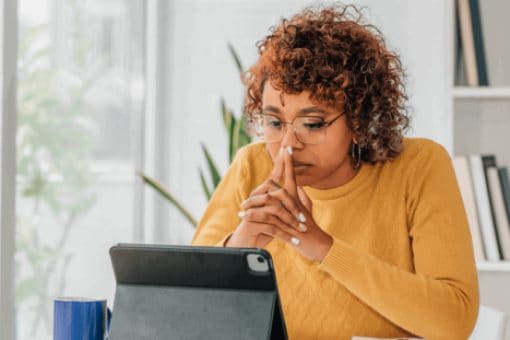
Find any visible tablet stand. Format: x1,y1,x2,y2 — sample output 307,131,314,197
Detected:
108,244,287,340
108,284,286,339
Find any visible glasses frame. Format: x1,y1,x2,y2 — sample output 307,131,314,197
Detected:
255,112,345,145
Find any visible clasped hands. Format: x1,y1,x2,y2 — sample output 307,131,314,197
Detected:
226,145,333,262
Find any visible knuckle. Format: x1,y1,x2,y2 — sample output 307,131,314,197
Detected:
262,194,272,204
245,209,254,219
261,213,270,223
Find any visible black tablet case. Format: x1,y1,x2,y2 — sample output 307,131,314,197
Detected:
108,244,287,340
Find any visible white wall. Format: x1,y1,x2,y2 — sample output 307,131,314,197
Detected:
154,0,451,244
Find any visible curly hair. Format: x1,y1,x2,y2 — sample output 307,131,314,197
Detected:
243,4,410,163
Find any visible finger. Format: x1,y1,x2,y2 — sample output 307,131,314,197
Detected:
241,206,300,233
241,193,305,232
250,178,281,197
247,147,284,199
266,189,308,232
269,146,285,184
259,224,301,247
244,221,301,246
245,189,299,214
283,146,298,198
297,186,312,212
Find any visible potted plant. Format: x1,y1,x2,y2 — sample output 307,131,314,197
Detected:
138,44,252,227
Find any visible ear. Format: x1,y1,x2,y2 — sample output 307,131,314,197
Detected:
297,186,312,212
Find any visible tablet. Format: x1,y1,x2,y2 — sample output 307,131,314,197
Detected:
108,244,288,340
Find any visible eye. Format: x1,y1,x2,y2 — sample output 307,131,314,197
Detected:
265,117,282,128
302,118,325,130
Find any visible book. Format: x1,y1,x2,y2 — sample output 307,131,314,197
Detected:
481,155,503,257
469,155,500,260
468,0,489,85
499,167,510,225
477,0,510,86
487,168,510,260
456,0,479,86
454,1,465,86
453,156,485,260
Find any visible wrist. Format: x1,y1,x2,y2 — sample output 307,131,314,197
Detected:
317,234,333,262
223,234,233,247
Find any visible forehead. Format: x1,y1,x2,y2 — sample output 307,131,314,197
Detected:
261,81,338,120
262,82,315,108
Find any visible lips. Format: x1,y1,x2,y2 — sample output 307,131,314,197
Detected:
293,161,311,167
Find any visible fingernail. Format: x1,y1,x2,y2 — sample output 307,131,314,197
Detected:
291,237,300,246
298,223,307,232
238,211,246,218
297,212,306,223
241,199,248,207
287,146,293,155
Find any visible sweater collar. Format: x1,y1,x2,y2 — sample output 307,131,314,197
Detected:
303,162,372,200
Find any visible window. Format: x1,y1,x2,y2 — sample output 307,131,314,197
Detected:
15,0,145,338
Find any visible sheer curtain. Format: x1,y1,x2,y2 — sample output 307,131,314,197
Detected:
15,0,145,338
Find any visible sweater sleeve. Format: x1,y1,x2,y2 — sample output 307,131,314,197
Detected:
191,147,250,247
318,142,479,339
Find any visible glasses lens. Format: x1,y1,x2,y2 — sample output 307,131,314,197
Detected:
258,115,283,142
295,116,326,144
256,114,328,144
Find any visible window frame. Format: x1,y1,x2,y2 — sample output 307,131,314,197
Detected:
0,0,19,338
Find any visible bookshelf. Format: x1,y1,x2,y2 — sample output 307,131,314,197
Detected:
478,261,510,272
454,87,510,99
451,0,510,272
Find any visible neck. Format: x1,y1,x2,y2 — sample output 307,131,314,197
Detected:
309,161,360,190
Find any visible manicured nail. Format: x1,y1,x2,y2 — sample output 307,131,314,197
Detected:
297,212,306,223
298,223,307,232
287,146,293,155
291,237,300,246
241,199,249,207
238,211,246,218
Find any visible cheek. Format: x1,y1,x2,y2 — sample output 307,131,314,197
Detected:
313,139,351,168
266,144,281,161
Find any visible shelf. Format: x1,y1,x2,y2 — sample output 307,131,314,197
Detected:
477,261,510,272
454,87,510,99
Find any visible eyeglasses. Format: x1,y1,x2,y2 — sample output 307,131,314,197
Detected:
255,112,345,145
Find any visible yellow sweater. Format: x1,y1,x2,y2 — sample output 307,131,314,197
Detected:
192,137,479,340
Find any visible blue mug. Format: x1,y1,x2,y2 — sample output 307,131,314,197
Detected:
54,297,111,340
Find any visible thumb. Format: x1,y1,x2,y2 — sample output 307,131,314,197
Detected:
297,186,312,212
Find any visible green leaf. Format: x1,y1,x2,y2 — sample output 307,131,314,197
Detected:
231,115,252,160
199,168,212,200
200,144,221,189
238,120,252,147
137,172,198,227
221,99,237,163
227,43,244,77
22,174,46,197
221,98,231,131
15,277,40,303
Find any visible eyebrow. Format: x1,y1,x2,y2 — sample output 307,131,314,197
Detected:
262,105,330,116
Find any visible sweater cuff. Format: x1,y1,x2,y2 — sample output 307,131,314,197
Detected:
318,236,358,278
215,233,233,247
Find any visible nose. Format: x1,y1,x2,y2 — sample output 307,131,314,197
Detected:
281,123,303,149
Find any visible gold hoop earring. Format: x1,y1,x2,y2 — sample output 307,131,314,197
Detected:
351,142,362,170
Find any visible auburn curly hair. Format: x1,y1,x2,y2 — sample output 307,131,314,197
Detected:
243,4,410,163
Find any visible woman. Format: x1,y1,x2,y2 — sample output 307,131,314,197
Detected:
192,4,479,339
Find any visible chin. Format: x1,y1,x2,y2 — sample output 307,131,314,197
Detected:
295,175,314,187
